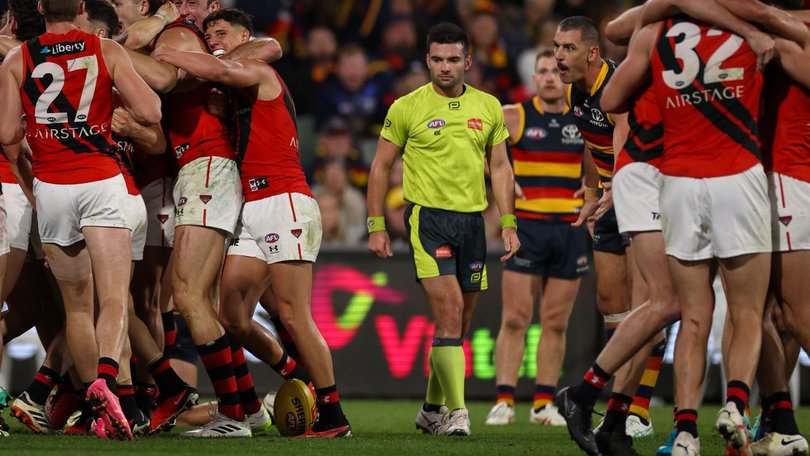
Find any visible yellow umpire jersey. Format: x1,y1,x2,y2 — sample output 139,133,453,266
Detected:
381,83,510,213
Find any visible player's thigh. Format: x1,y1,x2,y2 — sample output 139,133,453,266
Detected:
501,270,541,325
593,250,629,307
719,252,770,313
82,226,132,298
171,225,226,294
221,253,269,324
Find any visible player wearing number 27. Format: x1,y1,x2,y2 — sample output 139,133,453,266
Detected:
0,0,161,441
367,22,519,437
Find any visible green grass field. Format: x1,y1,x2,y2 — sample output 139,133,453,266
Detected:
2,400,807,455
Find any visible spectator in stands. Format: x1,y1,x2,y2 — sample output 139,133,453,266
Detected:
312,159,367,246
316,44,391,139
467,3,517,102
372,15,420,77
308,116,369,192
392,67,429,98
317,191,349,248
285,25,338,116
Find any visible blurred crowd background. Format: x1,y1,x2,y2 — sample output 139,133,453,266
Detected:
0,0,644,248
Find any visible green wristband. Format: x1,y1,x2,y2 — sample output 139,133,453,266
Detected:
500,214,517,230
367,216,386,233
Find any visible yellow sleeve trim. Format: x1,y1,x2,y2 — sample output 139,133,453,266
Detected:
590,60,610,96
514,103,526,144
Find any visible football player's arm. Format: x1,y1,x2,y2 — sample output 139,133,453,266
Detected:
602,26,655,114
119,2,179,50
5,141,34,207
128,27,200,93
367,137,400,259
153,45,268,90
488,141,520,261
606,5,643,46
104,40,162,126
0,48,24,145
716,0,810,47
774,38,810,90
222,38,282,64
111,107,166,155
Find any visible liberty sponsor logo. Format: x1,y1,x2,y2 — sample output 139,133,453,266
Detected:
427,119,446,129
265,233,279,243
467,118,483,131
41,41,85,56
524,127,547,139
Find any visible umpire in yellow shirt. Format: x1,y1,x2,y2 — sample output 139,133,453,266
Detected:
367,22,520,437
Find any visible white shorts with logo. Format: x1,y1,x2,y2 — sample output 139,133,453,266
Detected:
660,164,771,261
614,162,662,234
769,171,810,252
34,174,131,246
227,192,322,264
4,183,32,251
142,177,175,248
174,156,242,236
127,194,147,261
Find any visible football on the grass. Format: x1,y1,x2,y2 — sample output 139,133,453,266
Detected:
274,379,316,436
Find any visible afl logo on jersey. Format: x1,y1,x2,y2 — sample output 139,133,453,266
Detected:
265,233,279,243
427,119,446,129
524,127,547,140
573,106,583,117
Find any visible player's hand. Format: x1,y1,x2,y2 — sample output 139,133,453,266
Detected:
207,88,229,118
157,1,180,24
111,107,135,137
592,186,614,221
746,30,775,72
514,182,527,200
500,227,520,262
152,44,173,62
368,231,393,259
572,196,599,227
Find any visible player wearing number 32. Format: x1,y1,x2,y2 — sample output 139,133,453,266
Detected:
0,0,160,441
367,22,519,437
600,11,810,455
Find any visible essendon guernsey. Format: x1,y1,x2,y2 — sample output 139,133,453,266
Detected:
615,84,663,174
650,17,763,178
231,67,311,202
761,56,810,183
20,30,120,184
160,20,235,169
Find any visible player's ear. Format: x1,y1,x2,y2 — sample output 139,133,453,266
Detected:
464,54,472,71
138,0,149,16
37,0,44,16
587,45,599,63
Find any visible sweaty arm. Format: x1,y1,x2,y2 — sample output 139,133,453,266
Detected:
112,107,166,154
606,5,643,46
104,40,161,125
129,26,203,93
222,38,282,64
602,24,657,114
716,0,810,47
488,141,520,261
774,38,810,90
0,47,24,145
5,141,34,206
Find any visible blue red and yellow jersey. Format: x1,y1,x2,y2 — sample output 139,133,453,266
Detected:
567,59,616,182
510,97,584,223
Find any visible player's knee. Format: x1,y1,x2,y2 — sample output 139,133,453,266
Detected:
501,310,531,333
220,314,249,341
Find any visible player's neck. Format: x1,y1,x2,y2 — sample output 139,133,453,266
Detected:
432,82,465,98
45,21,79,34
582,57,605,93
536,96,565,114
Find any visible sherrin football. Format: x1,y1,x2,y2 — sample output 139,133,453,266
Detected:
274,379,316,436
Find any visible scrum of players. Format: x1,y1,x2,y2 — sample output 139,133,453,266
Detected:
0,0,351,441
0,0,809,454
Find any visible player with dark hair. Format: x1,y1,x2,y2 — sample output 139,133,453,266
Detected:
368,22,519,437
0,0,161,440
485,49,589,427
153,6,351,437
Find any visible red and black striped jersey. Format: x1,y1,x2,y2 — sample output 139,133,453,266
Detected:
761,27,810,183
567,59,616,183
615,84,663,174
650,17,762,178
509,97,584,222
231,66,311,202
161,20,236,169
20,30,120,184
